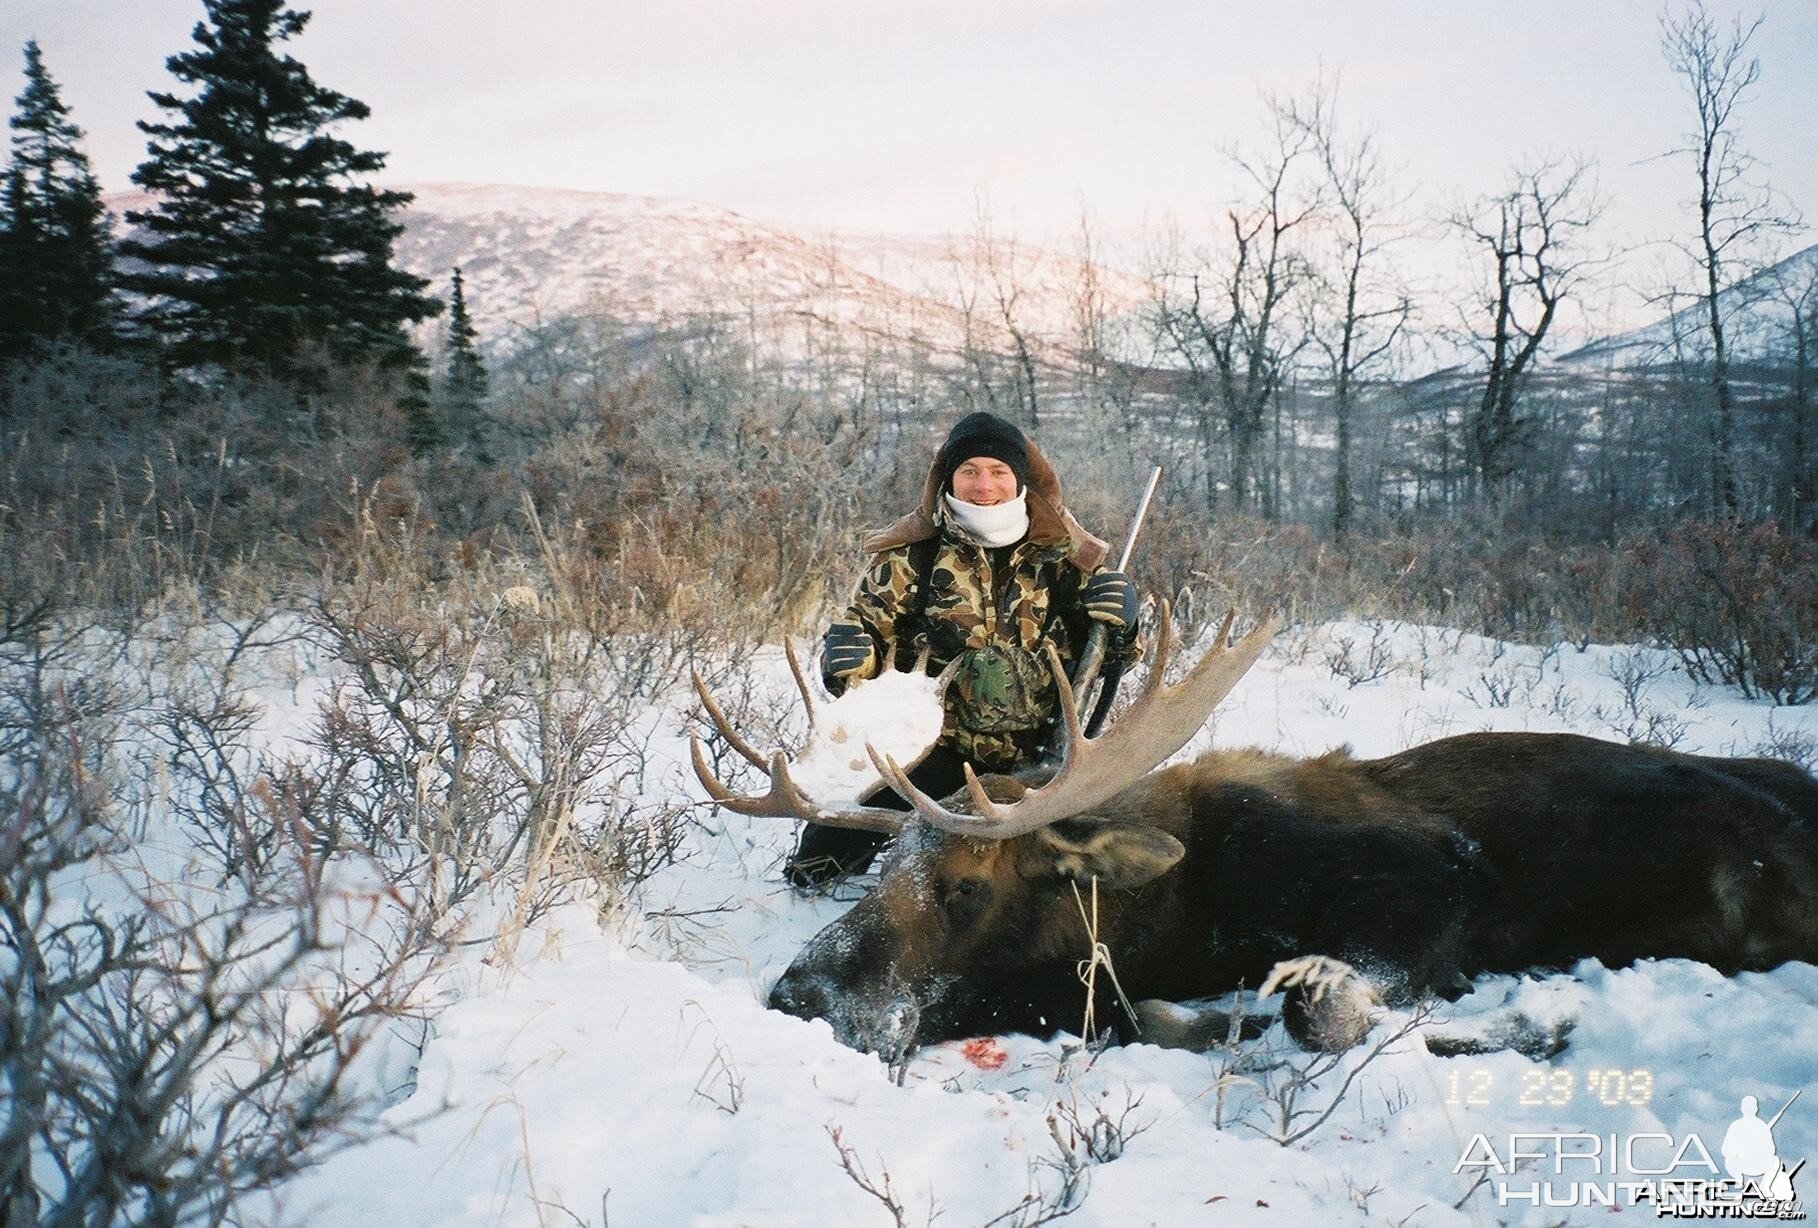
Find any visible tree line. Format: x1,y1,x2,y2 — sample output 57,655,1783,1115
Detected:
1121,4,1806,535
0,0,1810,537
835,6,1809,535
0,0,488,449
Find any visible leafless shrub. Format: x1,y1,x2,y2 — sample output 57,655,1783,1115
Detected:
826,1114,1093,1228
300,496,704,952
1617,521,1818,705
135,594,311,886
1323,619,1395,688
1461,666,1521,709
1202,995,1269,1132
1409,624,1464,691
1343,1174,1385,1216
827,1125,915,1228
1,596,442,1227
1247,1005,1434,1147
1606,646,1674,714
1747,714,1818,773
1595,704,1691,749
1543,680,1583,723
1048,1085,1153,1164
976,1117,1091,1228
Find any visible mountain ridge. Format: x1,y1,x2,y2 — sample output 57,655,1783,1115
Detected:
105,182,1813,374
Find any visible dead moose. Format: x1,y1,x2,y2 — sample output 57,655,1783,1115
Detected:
692,611,1818,1057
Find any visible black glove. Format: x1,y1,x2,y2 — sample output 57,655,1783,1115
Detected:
1081,571,1138,636
821,619,876,693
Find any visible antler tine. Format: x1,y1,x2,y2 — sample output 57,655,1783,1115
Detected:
871,603,1282,841
690,735,740,804
690,644,934,835
782,639,819,734
1213,607,1237,651
1138,602,1183,698
867,744,1011,834
764,752,912,833
691,668,768,770
1045,641,1089,756
691,736,907,834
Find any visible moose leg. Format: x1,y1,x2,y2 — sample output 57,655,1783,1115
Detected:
1263,876,1473,1052
1259,955,1382,1052
1130,997,1272,1051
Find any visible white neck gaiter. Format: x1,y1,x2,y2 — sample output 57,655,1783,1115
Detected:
943,490,1029,547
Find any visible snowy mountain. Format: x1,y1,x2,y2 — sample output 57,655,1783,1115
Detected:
387,182,1154,361
107,180,1816,383
1562,243,1818,368
102,181,1153,364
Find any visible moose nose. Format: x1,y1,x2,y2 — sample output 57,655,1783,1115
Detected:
767,970,830,1022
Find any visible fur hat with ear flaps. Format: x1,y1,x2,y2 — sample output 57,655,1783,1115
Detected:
862,421,1109,569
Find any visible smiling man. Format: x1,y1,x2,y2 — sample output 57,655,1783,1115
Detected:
786,411,1141,887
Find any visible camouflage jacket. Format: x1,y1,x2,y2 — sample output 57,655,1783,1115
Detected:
836,441,1138,771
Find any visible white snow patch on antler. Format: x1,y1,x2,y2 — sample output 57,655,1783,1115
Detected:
785,669,947,802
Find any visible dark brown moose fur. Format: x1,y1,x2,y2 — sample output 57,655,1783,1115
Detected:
767,732,1818,1055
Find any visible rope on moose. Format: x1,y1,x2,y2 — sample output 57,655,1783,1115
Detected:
1071,877,1139,1044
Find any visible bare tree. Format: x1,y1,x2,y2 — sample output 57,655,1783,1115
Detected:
1448,157,1602,503
950,195,1045,431
1154,100,1324,518
1765,255,1818,530
1144,223,1225,513
1068,209,1145,489
1659,1,1799,516
1287,79,1415,535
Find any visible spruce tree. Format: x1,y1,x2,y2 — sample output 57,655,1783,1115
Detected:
440,266,489,448
0,40,118,361
120,0,439,382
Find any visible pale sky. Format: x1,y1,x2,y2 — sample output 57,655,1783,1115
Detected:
6,1,1816,328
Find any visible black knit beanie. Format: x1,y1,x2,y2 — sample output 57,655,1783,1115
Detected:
937,412,1030,493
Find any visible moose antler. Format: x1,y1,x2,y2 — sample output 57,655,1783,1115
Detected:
689,640,937,833
690,744,912,833
691,609,1278,840
868,605,1279,839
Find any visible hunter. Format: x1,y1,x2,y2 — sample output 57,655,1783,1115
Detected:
786,411,1141,886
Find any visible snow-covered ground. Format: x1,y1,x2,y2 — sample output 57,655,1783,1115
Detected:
272,621,1816,1227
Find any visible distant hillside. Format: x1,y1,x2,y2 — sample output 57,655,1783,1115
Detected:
104,181,1152,364
1562,243,1818,368
387,183,1152,361
109,182,1813,380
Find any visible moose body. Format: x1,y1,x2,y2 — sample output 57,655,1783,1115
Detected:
694,612,1817,1056
766,731,1818,1055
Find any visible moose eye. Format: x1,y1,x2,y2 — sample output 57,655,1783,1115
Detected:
941,878,992,929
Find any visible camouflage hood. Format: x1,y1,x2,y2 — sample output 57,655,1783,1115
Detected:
861,434,1109,570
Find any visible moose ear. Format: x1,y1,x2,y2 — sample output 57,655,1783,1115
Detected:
1032,821,1185,889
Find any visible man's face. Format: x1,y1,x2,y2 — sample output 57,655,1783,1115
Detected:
952,456,1019,506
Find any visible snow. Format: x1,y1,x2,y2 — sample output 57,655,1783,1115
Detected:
784,666,947,804
253,621,1815,1225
